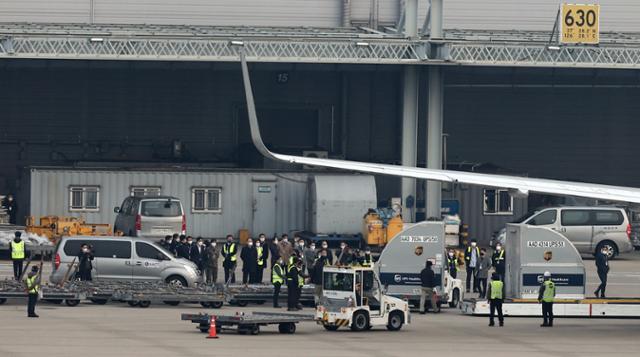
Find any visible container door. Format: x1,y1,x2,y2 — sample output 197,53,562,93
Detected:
252,181,277,237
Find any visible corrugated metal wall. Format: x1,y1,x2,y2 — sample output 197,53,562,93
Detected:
2,0,640,32
454,185,528,246
28,169,310,238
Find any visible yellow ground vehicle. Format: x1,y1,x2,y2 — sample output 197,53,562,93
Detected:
362,209,404,247
25,216,112,242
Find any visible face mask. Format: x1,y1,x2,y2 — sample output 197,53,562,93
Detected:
212,242,217,247
198,242,204,246
448,253,454,257
340,245,346,249
322,244,328,249
471,242,477,247
310,245,316,250
260,237,265,242
496,246,501,251
82,248,89,253
8,197,12,201
365,251,370,255
283,238,288,243
278,260,284,265
299,242,305,247
256,243,261,248
248,242,253,247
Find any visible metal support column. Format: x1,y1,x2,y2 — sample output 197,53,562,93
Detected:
404,0,418,38
430,0,443,39
401,66,418,222
426,66,443,219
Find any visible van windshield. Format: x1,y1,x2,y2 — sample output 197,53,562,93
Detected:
140,200,182,217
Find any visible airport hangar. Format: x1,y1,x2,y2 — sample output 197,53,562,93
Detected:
2,0,640,242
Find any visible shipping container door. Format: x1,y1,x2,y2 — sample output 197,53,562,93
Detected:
252,180,277,237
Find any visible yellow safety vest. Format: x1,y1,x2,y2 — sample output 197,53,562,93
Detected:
272,263,284,285
495,250,505,261
490,280,504,300
223,243,237,262
361,255,372,267
257,247,264,266
447,257,459,271
26,275,39,294
542,280,555,303
11,240,25,260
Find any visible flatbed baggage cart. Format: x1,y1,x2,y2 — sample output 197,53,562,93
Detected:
181,311,314,335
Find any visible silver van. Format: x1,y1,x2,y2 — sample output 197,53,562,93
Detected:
113,196,185,238
493,206,634,259
50,236,201,287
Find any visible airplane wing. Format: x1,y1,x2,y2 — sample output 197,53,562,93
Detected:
240,52,640,204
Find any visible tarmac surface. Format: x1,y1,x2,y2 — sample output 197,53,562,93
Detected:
0,253,639,357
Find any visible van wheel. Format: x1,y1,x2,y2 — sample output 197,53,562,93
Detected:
351,311,369,331
211,301,224,309
387,311,404,331
449,288,460,308
596,241,618,259
90,299,108,305
236,300,248,307
0,298,6,305
166,275,187,288
138,301,151,308
164,301,180,306
65,299,80,307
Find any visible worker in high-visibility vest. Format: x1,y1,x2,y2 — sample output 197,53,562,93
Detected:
492,244,506,281
538,271,556,327
222,234,238,283
487,272,504,327
24,265,40,318
271,257,285,308
10,231,26,280
446,249,460,279
286,257,303,311
255,239,267,283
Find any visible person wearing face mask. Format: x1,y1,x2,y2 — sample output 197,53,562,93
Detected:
303,242,316,276
312,249,329,303
360,247,373,267
286,257,304,311
337,242,350,265
269,235,280,268
160,235,172,249
446,249,460,279
4,194,18,225
320,241,334,265
271,257,285,308
278,234,293,266
203,240,219,285
10,231,25,280
492,244,506,281
241,238,258,284
77,243,94,281
190,237,205,272
464,239,480,293
476,248,492,299
169,233,180,256
222,234,238,283
255,239,267,283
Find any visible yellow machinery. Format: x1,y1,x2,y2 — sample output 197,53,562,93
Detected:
363,209,404,247
26,216,112,242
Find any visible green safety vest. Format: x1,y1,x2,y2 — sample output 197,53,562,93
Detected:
257,247,264,266
11,240,25,260
466,246,480,261
495,250,505,261
490,280,504,300
26,275,39,294
223,243,237,262
272,263,284,285
542,280,555,302
287,264,304,287
447,257,459,271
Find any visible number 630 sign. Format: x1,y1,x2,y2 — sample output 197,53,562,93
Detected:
560,3,600,44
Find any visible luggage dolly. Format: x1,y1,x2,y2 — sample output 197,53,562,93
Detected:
181,311,314,335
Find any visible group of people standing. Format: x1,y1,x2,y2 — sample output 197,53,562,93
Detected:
161,234,219,285
445,239,506,298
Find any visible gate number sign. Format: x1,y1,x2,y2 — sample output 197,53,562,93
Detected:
560,3,600,44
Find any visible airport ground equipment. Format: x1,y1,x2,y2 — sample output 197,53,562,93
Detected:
226,283,315,307
182,311,314,335
362,208,404,248
376,221,464,308
315,265,410,331
0,279,82,306
461,224,640,317
25,216,112,242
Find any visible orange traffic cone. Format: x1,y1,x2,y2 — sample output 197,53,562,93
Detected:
206,316,219,339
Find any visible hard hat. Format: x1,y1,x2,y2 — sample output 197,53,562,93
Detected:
543,271,551,277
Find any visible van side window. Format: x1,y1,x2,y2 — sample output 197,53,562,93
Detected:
63,240,86,256
136,242,165,260
121,198,132,215
529,210,557,226
592,210,624,226
561,210,590,226
92,241,132,259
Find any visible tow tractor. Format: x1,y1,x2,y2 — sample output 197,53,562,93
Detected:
315,265,410,331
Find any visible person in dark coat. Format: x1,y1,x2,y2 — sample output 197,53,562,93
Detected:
160,235,172,249
419,260,439,314
169,233,180,256
492,243,506,281
177,236,191,260
286,257,303,311
222,234,238,283
4,194,18,225
190,237,205,271
269,236,280,268
77,244,94,281
240,238,258,284
255,238,268,283
312,249,329,304
320,241,334,265
594,246,610,298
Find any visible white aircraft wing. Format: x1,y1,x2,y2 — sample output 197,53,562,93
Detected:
240,53,640,204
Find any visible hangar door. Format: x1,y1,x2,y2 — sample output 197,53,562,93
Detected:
252,179,277,237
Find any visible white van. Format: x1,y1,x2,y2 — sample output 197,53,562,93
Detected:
114,196,186,238
492,206,634,259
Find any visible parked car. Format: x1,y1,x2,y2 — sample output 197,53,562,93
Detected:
114,196,186,238
50,236,200,287
490,206,634,259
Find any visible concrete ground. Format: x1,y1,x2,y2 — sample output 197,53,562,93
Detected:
1,252,639,357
